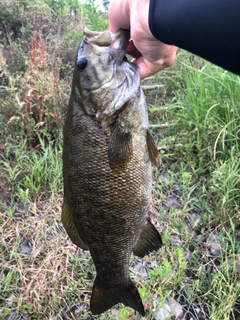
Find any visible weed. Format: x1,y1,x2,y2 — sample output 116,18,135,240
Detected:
1,137,63,203
210,156,240,225
83,0,108,31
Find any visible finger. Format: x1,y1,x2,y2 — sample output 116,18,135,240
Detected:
132,56,171,79
133,46,178,79
109,21,120,32
132,57,158,79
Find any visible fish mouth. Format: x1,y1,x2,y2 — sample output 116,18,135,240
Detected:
83,28,130,54
111,29,130,65
81,28,136,123
111,29,130,44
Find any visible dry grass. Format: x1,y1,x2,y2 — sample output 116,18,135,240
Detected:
0,48,9,79
0,192,93,316
0,189,164,319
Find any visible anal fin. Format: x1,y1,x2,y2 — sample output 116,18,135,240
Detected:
147,129,161,167
133,218,162,257
90,276,145,316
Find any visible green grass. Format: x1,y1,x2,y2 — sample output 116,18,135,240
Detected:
0,0,240,319
1,137,63,204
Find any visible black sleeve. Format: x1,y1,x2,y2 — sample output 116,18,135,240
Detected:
149,0,240,75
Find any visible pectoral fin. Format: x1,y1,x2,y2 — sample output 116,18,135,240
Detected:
108,121,133,170
61,200,88,250
147,129,161,168
133,218,162,257
90,276,145,316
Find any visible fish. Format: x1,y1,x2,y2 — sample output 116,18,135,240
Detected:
62,28,162,316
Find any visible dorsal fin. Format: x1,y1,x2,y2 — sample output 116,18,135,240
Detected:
146,129,161,167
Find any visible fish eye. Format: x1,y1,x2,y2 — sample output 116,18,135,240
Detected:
77,56,88,71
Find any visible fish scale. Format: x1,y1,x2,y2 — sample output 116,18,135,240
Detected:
62,28,162,316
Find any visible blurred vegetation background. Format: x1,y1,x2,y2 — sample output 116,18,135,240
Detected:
0,0,239,319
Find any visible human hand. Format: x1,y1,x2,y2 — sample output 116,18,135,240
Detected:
108,0,178,79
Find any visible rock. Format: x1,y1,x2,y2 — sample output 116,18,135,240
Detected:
74,304,86,317
6,294,15,307
237,262,240,274
171,236,182,246
155,301,172,320
189,306,206,320
18,238,32,255
155,297,184,320
207,234,222,257
6,313,18,320
168,297,184,319
132,260,148,280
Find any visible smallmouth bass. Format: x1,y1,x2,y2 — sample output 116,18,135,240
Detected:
62,28,162,316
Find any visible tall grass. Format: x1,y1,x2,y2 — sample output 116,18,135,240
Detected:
166,53,240,163
153,52,240,226
1,137,63,205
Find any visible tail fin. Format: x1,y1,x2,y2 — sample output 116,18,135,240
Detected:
90,276,145,316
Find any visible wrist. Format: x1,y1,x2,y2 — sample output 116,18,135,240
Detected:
132,0,151,36
108,0,131,31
